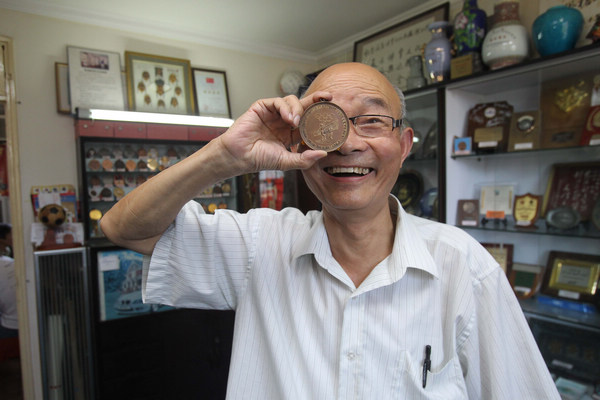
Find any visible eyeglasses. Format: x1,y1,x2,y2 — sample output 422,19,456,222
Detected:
348,114,402,138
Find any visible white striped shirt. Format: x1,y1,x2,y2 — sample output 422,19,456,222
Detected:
143,196,559,400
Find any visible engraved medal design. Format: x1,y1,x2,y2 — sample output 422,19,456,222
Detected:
299,102,349,152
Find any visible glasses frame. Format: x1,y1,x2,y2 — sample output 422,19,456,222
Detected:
348,114,403,137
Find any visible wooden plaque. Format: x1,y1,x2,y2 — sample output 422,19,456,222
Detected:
508,110,541,152
467,101,513,153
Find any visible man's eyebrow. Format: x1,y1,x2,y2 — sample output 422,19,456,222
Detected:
363,97,388,109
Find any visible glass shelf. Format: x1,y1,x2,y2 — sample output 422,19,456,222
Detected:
457,219,600,239
520,297,600,331
451,144,600,160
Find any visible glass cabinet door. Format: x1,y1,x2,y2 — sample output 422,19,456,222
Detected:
395,87,445,222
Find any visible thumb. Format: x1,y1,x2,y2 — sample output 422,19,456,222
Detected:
279,149,327,171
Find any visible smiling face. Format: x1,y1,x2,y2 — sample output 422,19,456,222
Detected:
300,63,413,216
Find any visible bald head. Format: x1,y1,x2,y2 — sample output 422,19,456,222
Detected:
303,62,406,122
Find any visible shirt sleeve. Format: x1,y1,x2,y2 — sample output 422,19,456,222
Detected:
142,201,259,310
459,263,560,399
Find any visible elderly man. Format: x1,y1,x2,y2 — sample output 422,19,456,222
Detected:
101,62,559,399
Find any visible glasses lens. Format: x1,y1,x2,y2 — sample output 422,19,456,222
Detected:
353,115,393,137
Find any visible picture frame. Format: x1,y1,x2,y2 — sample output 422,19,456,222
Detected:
192,68,231,118
353,3,449,91
541,251,600,304
508,262,545,299
542,162,600,221
479,183,515,220
453,137,472,155
54,62,70,114
67,46,125,114
481,242,514,275
125,51,194,115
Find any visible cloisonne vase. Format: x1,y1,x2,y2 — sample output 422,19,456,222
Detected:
481,0,529,70
424,21,452,82
533,5,584,57
453,0,487,56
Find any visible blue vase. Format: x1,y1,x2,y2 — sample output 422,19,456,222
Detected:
533,5,584,57
453,0,487,56
424,21,452,82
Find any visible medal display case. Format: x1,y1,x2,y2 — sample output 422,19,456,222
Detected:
443,44,600,384
77,137,238,241
397,87,446,222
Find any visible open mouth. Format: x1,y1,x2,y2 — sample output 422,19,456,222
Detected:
326,166,372,177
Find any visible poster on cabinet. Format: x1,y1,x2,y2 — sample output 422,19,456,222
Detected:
67,46,125,114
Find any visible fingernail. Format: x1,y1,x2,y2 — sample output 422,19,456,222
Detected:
294,115,300,126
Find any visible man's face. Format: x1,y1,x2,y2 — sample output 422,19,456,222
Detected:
300,63,413,215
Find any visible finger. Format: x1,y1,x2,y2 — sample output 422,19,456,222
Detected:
278,149,327,171
300,91,332,108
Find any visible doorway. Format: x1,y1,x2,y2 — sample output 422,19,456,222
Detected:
0,36,31,400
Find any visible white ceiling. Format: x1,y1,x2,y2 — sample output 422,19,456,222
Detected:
0,0,446,62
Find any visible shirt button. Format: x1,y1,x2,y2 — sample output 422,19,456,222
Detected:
347,352,356,360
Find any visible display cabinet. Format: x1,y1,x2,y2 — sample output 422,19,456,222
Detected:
444,45,600,384
398,87,446,222
445,45,600,266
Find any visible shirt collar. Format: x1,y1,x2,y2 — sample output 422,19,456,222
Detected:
291,195,439,284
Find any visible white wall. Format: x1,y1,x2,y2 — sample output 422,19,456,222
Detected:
0,7,318,397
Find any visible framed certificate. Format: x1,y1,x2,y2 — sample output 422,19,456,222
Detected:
192,68,231,118
482,242,514,275
67,46,125,114
541,251,600,304
479,184,515,220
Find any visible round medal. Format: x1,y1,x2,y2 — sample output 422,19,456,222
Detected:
299,102,349,152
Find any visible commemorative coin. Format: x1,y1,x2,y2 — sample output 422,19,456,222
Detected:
299,102,349,152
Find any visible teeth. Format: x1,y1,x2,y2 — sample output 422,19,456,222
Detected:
327,166,371,175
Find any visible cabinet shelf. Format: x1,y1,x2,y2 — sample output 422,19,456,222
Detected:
458,220,600,240
451,144,600,160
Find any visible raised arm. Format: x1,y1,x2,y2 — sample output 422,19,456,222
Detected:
100,92,329,255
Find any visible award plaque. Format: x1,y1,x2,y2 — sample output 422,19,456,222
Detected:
456,199,479,227
540,72,595,149
513,193,541,228
546,206,581,230
481,242,514,275
508,263,544,299
453,137,472,155
542,162,600,222
580,105,600,146
450,52,482,80
507,110,541,152
467,101,513,153
541,251,600,304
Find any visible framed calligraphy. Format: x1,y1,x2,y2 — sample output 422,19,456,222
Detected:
542,162,600,221
353,3,449,92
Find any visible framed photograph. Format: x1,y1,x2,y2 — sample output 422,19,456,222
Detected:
508,262,544,299
192,68,231,118
541,251,600,304
54,62,70,114
125,51,194,115
353,3,449,91
481,242,514,275
67,46,125,114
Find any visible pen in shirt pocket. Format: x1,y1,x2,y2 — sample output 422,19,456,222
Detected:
422,345,431,388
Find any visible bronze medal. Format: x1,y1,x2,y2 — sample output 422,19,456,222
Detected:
299,102,349,152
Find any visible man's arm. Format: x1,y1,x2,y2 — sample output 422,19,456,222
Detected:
100,93,329,255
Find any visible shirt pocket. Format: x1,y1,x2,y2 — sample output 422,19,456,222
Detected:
393,350,468,400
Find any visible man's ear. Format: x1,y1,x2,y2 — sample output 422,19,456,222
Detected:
399,127,414,162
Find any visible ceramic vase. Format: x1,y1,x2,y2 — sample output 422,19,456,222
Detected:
453,0,487,56
481,1,529,70
424,21,452,82
406,55,427,90
533,5,584,57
